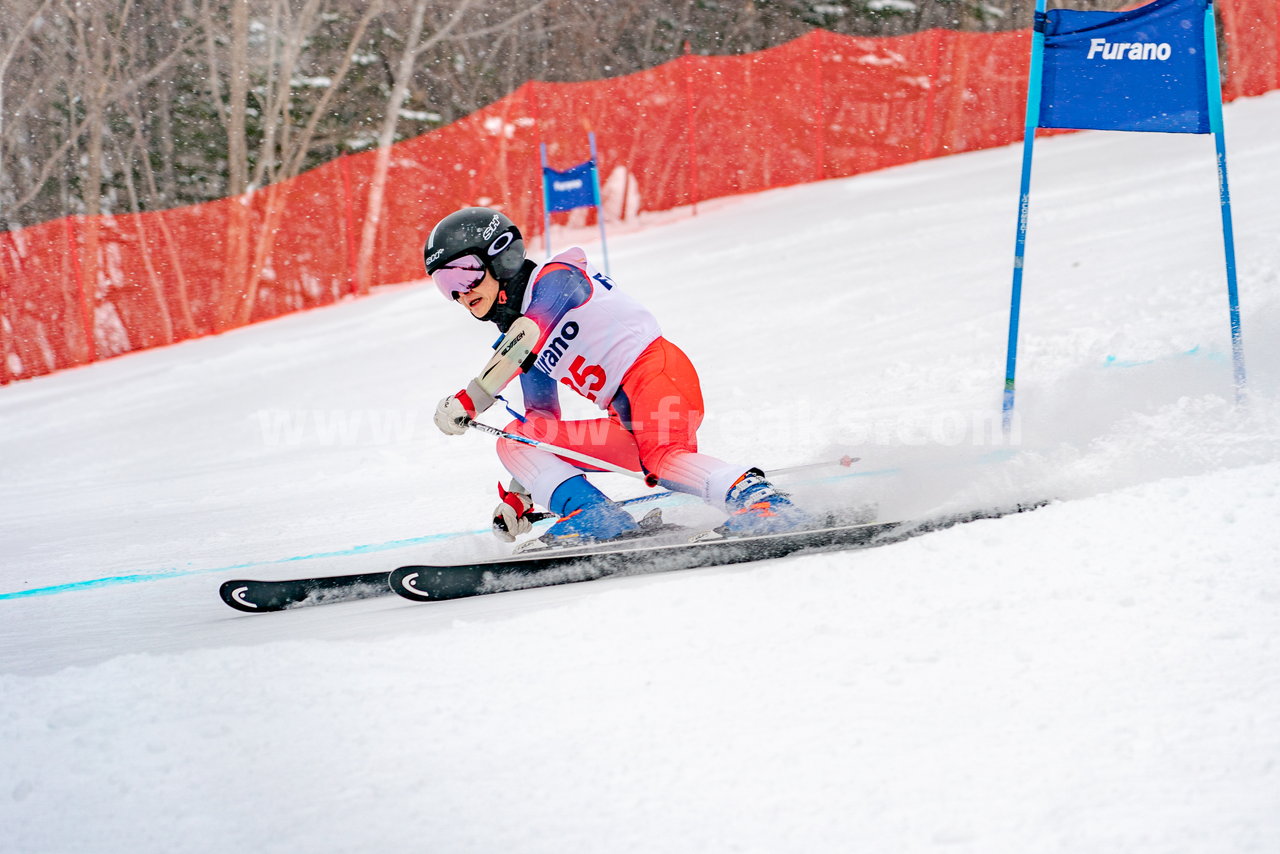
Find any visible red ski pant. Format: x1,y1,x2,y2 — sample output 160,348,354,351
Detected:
497,337,743,506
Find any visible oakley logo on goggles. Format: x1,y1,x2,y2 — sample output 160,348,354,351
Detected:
431,255,486,300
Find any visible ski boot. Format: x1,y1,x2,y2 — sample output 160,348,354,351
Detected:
538,475,639,546
719,468,813,536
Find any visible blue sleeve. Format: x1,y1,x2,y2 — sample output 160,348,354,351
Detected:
520,368,561,419
525,265,593,335
511,263,589,419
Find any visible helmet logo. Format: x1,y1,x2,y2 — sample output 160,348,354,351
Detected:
425,247,444,265
482,214,503,240
488,231,514,256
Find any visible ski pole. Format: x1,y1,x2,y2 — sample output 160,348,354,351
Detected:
466,419,659,485
468,419,863,525
467,419,860,488
772,455,860,473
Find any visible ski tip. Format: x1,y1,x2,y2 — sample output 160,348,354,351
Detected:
219,580,268,613
218,571,395,613
389,566,438,602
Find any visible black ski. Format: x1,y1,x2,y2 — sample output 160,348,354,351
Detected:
219,503,1046,611
388,504,1045,603
215,454,867,613
219,571,391,612
388,519,897,602
215,521,691,613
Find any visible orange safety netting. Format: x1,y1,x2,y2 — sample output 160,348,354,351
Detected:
2,0,1276,384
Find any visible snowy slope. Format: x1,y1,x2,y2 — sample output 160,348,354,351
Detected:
2,91,1279,853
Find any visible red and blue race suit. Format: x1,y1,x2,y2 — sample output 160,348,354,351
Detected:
495,248,745,509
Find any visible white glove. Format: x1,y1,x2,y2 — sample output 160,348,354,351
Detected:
433,381,496,436
433,392,474,436
492,480,535,542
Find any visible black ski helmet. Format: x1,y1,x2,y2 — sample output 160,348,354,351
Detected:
423,207,525,283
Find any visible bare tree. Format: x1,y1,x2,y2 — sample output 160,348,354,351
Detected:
0,0,55,224
3,0,200,227
352,0,560,293
200,0,384,328
2,0,1138,236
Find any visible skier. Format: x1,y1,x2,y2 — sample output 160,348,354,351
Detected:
426,207,810,545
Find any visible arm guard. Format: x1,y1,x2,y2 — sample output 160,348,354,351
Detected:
470,315,541,400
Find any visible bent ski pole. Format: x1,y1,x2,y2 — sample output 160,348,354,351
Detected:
466,419,659,486
776,455,859,473
466,419,861,489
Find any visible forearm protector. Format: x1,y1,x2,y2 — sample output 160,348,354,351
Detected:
470,315,541,401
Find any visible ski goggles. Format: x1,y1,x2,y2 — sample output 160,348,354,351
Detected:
430,254,487,300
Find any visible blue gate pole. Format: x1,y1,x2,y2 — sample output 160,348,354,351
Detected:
1002,0,1048,436
539,142,553,259
1204,0,1246,405
588,132,610,275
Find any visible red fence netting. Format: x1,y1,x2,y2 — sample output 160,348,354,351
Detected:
2,0,1276,384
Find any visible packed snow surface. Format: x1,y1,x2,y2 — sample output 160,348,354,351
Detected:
3,92,1280,853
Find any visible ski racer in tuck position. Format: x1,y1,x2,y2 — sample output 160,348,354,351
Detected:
426,207,809,545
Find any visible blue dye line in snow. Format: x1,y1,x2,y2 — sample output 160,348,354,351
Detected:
0,527,489,601
0,463,907,601
1103,345,1224,369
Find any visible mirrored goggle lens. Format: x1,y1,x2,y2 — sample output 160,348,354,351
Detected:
431,255,486,299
